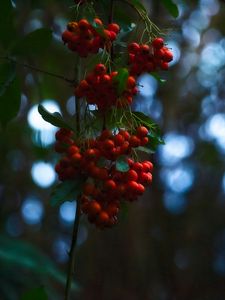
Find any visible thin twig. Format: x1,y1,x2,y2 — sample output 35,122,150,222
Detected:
0,56,75,84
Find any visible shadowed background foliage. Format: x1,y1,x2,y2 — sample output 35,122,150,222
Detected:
0,0,225,299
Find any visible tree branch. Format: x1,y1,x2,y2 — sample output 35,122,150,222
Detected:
0,56,75,84
64,199,81,300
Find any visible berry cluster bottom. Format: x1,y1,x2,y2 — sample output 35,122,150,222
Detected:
55,128,153,229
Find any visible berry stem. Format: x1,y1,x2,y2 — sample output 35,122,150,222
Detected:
0,56,75,84
64,199,81,300
109,0,115,60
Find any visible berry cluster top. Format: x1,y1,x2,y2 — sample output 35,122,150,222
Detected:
62,18,120,57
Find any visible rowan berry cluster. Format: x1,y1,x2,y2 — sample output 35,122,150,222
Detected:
75,64,138,110
54,127,153,228
62,18,120,57
128,38,173,76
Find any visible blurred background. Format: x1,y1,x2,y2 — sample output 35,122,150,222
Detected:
0,0,225,299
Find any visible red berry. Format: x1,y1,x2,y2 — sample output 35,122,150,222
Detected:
129,135,141,147
109,31,117,41
127,76,136,89
78,19,90,31
88,201,102,216
140,44,150,55
152,37,164,49
142,161,153,172
96,211,110,225
136,126,148,138
108,23,120,34
103,139,115,150
161,61,169,70
133,162,143,172
94,18,103,26
128,43,140,54
114,134,125,146
67,145,79,156
94,64,107,75
62,30,73,43
126,169,138,181
163,49,173,62
105,179,117,190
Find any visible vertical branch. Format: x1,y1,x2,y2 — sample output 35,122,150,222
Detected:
64,58,82,300
109,0,115,60
64,200,81,300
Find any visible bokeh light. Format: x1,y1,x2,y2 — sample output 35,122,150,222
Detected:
31,161,56,188
21,197,44,225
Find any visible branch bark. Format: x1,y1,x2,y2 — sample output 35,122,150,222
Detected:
0,56,75,84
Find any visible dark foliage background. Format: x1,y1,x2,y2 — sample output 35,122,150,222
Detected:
0,0,225,299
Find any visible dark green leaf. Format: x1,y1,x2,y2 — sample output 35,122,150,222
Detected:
160,0,179,18
0,0,15,48
130,0,147,13
113,68,129,95
38,104,74,130
116,155,130,172
21,287,48,300
12,28,53,56
50,180,83,206
146,128,165,153
0,63,21,127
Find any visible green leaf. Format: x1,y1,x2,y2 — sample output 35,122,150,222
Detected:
132,111,156,129
113,68,129,95
38,104,74,130
150,72,166,84
0,63,21,127
160,0,179,18
85,51,110,73
132,111,164,152
129,0,147,13
116,155,130,172
12,28,53,56
50,180,83,206
0,0,15,48
136,146,154,154
0,235,79,290
21,287,48,300
90,21,105,38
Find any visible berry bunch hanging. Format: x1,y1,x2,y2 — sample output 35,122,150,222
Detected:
38,0,174,231
128,38,173,76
